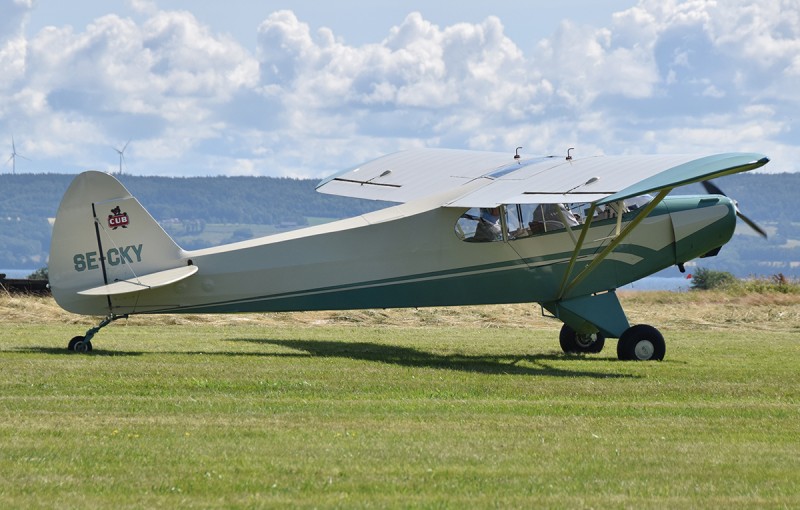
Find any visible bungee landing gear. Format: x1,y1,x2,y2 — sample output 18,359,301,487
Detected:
66,313,129,353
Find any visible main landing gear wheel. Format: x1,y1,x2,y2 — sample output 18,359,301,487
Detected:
617,324,665,361
67,335,93,353
559,324,605,354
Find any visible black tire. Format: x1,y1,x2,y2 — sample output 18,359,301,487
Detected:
559,324,605,354
68,336,93,353
617,324,665,361
67,336,84,351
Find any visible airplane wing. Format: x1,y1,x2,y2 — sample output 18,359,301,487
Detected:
316,148,519,203
316,148,769,207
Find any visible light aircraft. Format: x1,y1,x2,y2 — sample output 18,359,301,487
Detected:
49,148,769,360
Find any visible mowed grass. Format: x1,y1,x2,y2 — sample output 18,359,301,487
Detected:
1,294,798,508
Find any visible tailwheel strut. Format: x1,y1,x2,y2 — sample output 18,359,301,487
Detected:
67,313,129,353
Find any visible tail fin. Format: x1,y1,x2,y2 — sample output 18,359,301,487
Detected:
50,171,190,315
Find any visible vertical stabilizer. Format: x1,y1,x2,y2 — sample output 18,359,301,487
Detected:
50,171,186,315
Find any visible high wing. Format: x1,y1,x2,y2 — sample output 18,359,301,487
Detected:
316,148,769,207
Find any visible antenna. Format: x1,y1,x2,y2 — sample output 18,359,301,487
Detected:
113,140,130,175
6,136,30,175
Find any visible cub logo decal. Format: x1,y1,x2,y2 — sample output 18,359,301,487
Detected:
108,206,129,229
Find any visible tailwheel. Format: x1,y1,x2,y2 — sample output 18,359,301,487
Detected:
617,324,665,361
559,324,605,354
67,336,93,353
65,313,127,353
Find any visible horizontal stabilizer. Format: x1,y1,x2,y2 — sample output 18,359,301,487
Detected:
50,171,191,315
77,265,198,296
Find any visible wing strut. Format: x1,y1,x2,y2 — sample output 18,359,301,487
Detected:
555,204,597,299
557,188,672,300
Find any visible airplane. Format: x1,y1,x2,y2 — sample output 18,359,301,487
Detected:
48,148,769,360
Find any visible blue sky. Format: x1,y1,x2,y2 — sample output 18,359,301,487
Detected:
1,0,798,177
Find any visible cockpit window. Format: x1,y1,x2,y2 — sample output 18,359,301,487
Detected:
455,207,503,242
455,204,583,242
624,194,653,211
529,203,581,235
455,197,653,243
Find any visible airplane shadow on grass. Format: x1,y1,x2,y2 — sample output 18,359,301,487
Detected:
11,347,145,357
13,338,638,379
229,338,638,379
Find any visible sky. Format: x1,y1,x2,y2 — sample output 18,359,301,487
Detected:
1,0,798,178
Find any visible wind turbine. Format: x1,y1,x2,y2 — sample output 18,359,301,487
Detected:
113,140,130,176
6,136,30,174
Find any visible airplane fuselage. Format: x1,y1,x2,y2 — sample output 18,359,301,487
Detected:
77,194,734,317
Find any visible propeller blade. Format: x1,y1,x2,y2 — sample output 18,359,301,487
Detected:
701,180,725,196
702,180,767,239
736,211,768,239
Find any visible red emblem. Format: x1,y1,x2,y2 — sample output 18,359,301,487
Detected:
108,206,130,229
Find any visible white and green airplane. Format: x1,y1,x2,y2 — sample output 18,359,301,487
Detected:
49,148,769,359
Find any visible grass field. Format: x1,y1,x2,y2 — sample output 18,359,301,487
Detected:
1,292,798,508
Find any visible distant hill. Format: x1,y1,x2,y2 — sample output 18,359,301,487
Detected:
1,171,798,277
668,174,800,277
0,173,388,269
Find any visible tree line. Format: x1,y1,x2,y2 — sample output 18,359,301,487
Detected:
0,173,388,268
0,171,797,273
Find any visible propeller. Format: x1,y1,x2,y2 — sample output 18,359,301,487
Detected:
701,180,767,239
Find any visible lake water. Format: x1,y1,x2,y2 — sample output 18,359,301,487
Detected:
620,277,692,292
1,269,37,279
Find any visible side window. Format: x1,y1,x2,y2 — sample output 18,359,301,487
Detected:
455,207,503,242
455,208,480,241
506,204,536,239
624,194,653,211
455,202,602,242
592,196,652,221
528,203,582,235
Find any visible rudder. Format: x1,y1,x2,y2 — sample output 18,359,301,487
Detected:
49,171,187,315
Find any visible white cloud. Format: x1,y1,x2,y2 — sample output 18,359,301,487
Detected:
127,0,158,17
535,20,660,106
2,4,260,173
0,0,798,177
0,0,33,91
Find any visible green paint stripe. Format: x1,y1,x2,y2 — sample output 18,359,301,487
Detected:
142,201,686,315
169,258,537,313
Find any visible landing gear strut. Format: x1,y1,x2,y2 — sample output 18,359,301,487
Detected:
66,313,128,353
